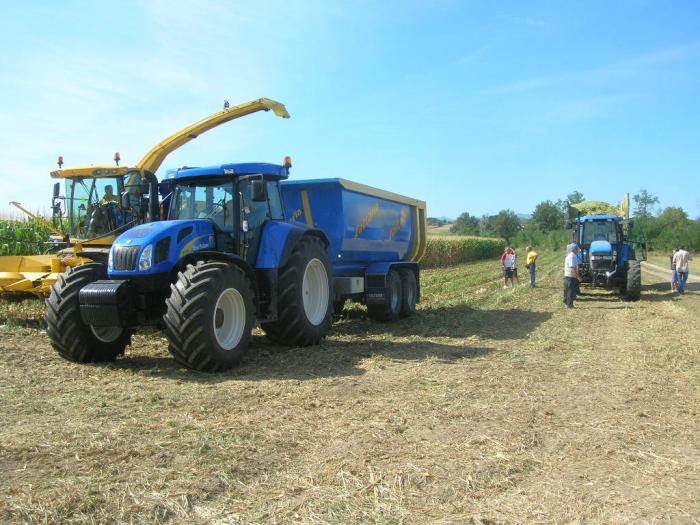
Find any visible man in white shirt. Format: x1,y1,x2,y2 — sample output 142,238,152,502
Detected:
564,243,582,308
672,246,693,294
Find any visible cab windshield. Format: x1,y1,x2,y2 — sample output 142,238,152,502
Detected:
66,176,125,240
582,220,619,245
171,180,236,231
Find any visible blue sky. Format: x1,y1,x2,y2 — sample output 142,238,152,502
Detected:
2,0,699,219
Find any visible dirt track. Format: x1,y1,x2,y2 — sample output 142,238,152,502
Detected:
0,253,698,524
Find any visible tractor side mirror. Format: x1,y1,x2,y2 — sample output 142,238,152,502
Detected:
53,182,60,199
252,179,267,202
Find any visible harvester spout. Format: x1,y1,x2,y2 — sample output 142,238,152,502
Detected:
135,97,290,174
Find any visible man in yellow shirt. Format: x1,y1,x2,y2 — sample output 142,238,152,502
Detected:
526,246,538,288
100,185,119,205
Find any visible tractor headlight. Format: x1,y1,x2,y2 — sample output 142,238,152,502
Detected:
138,244,153,271
108,247,114,271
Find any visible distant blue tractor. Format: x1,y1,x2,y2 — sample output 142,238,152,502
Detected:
567,214,646,300
45,161,426,372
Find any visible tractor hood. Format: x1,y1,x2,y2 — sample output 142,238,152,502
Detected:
589,240,613,255
109,220,216,276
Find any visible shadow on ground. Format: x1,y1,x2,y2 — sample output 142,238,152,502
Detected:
333,304,551,340
102,337,494,383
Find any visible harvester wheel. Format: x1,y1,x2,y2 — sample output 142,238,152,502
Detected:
45,263,132,363
623,260,641,301
367,269,402,322
399,268,417,317
163,261,254,372
261,235,332,346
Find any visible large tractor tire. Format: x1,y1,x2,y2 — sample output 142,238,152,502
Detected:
623,260,641,301
398,268,417,318
45,263,132,363
261,236,332,346
163,261,254,372
367,269,402,322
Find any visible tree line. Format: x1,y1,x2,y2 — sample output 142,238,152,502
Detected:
444,190,700,251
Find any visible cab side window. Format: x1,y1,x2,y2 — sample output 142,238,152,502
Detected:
266,181,284,220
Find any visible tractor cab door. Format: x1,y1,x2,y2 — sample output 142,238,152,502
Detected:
238,176,283,265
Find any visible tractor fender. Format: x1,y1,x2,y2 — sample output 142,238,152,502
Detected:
171,251,260,309
256,221,329,270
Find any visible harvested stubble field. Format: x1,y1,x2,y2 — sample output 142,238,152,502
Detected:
1,252,698,524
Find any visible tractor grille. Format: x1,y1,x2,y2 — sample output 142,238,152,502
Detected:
112,246,140,271
590,256,614,271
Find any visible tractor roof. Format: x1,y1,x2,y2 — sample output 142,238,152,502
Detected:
171,163,289,181
579,214,623,222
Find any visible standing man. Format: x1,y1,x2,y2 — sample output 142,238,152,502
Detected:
670,247,679,292
564,243,581,308
673,246,693,294
511,248,520,286
502,246,515,288
526,246,538,288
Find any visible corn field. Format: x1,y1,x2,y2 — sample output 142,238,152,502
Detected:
0,219,54,256
422,236,504,268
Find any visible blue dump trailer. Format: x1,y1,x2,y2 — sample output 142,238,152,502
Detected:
45,161,427,372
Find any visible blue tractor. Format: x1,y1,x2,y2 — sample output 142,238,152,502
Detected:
45,161,426,371
567,213,646,300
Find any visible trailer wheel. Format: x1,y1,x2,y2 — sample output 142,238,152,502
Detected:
399,268,417,317
261,235,332,346
367,269,402,322
164,261,254,372
45,263,132,363
623,260,641,301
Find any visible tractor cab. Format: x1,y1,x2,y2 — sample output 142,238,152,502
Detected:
167,162,289,264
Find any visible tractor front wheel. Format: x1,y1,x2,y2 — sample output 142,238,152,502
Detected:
45,263,132,363
623,260,641,301
164,261,254,372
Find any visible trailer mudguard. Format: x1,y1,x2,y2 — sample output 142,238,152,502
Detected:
365,261,420,301
255,221,329,270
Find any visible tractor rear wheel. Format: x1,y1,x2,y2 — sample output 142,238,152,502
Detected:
261,235,332,346
45,262,132,363
367,269,402,322
623,260,641,301
398,268,417,318
164,261,254,372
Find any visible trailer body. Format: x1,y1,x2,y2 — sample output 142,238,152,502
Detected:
280,178,426,308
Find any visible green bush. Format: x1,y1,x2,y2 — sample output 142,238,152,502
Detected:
422,237,504,268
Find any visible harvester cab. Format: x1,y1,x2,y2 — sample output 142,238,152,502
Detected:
49,166,160,262
566,195,646,301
